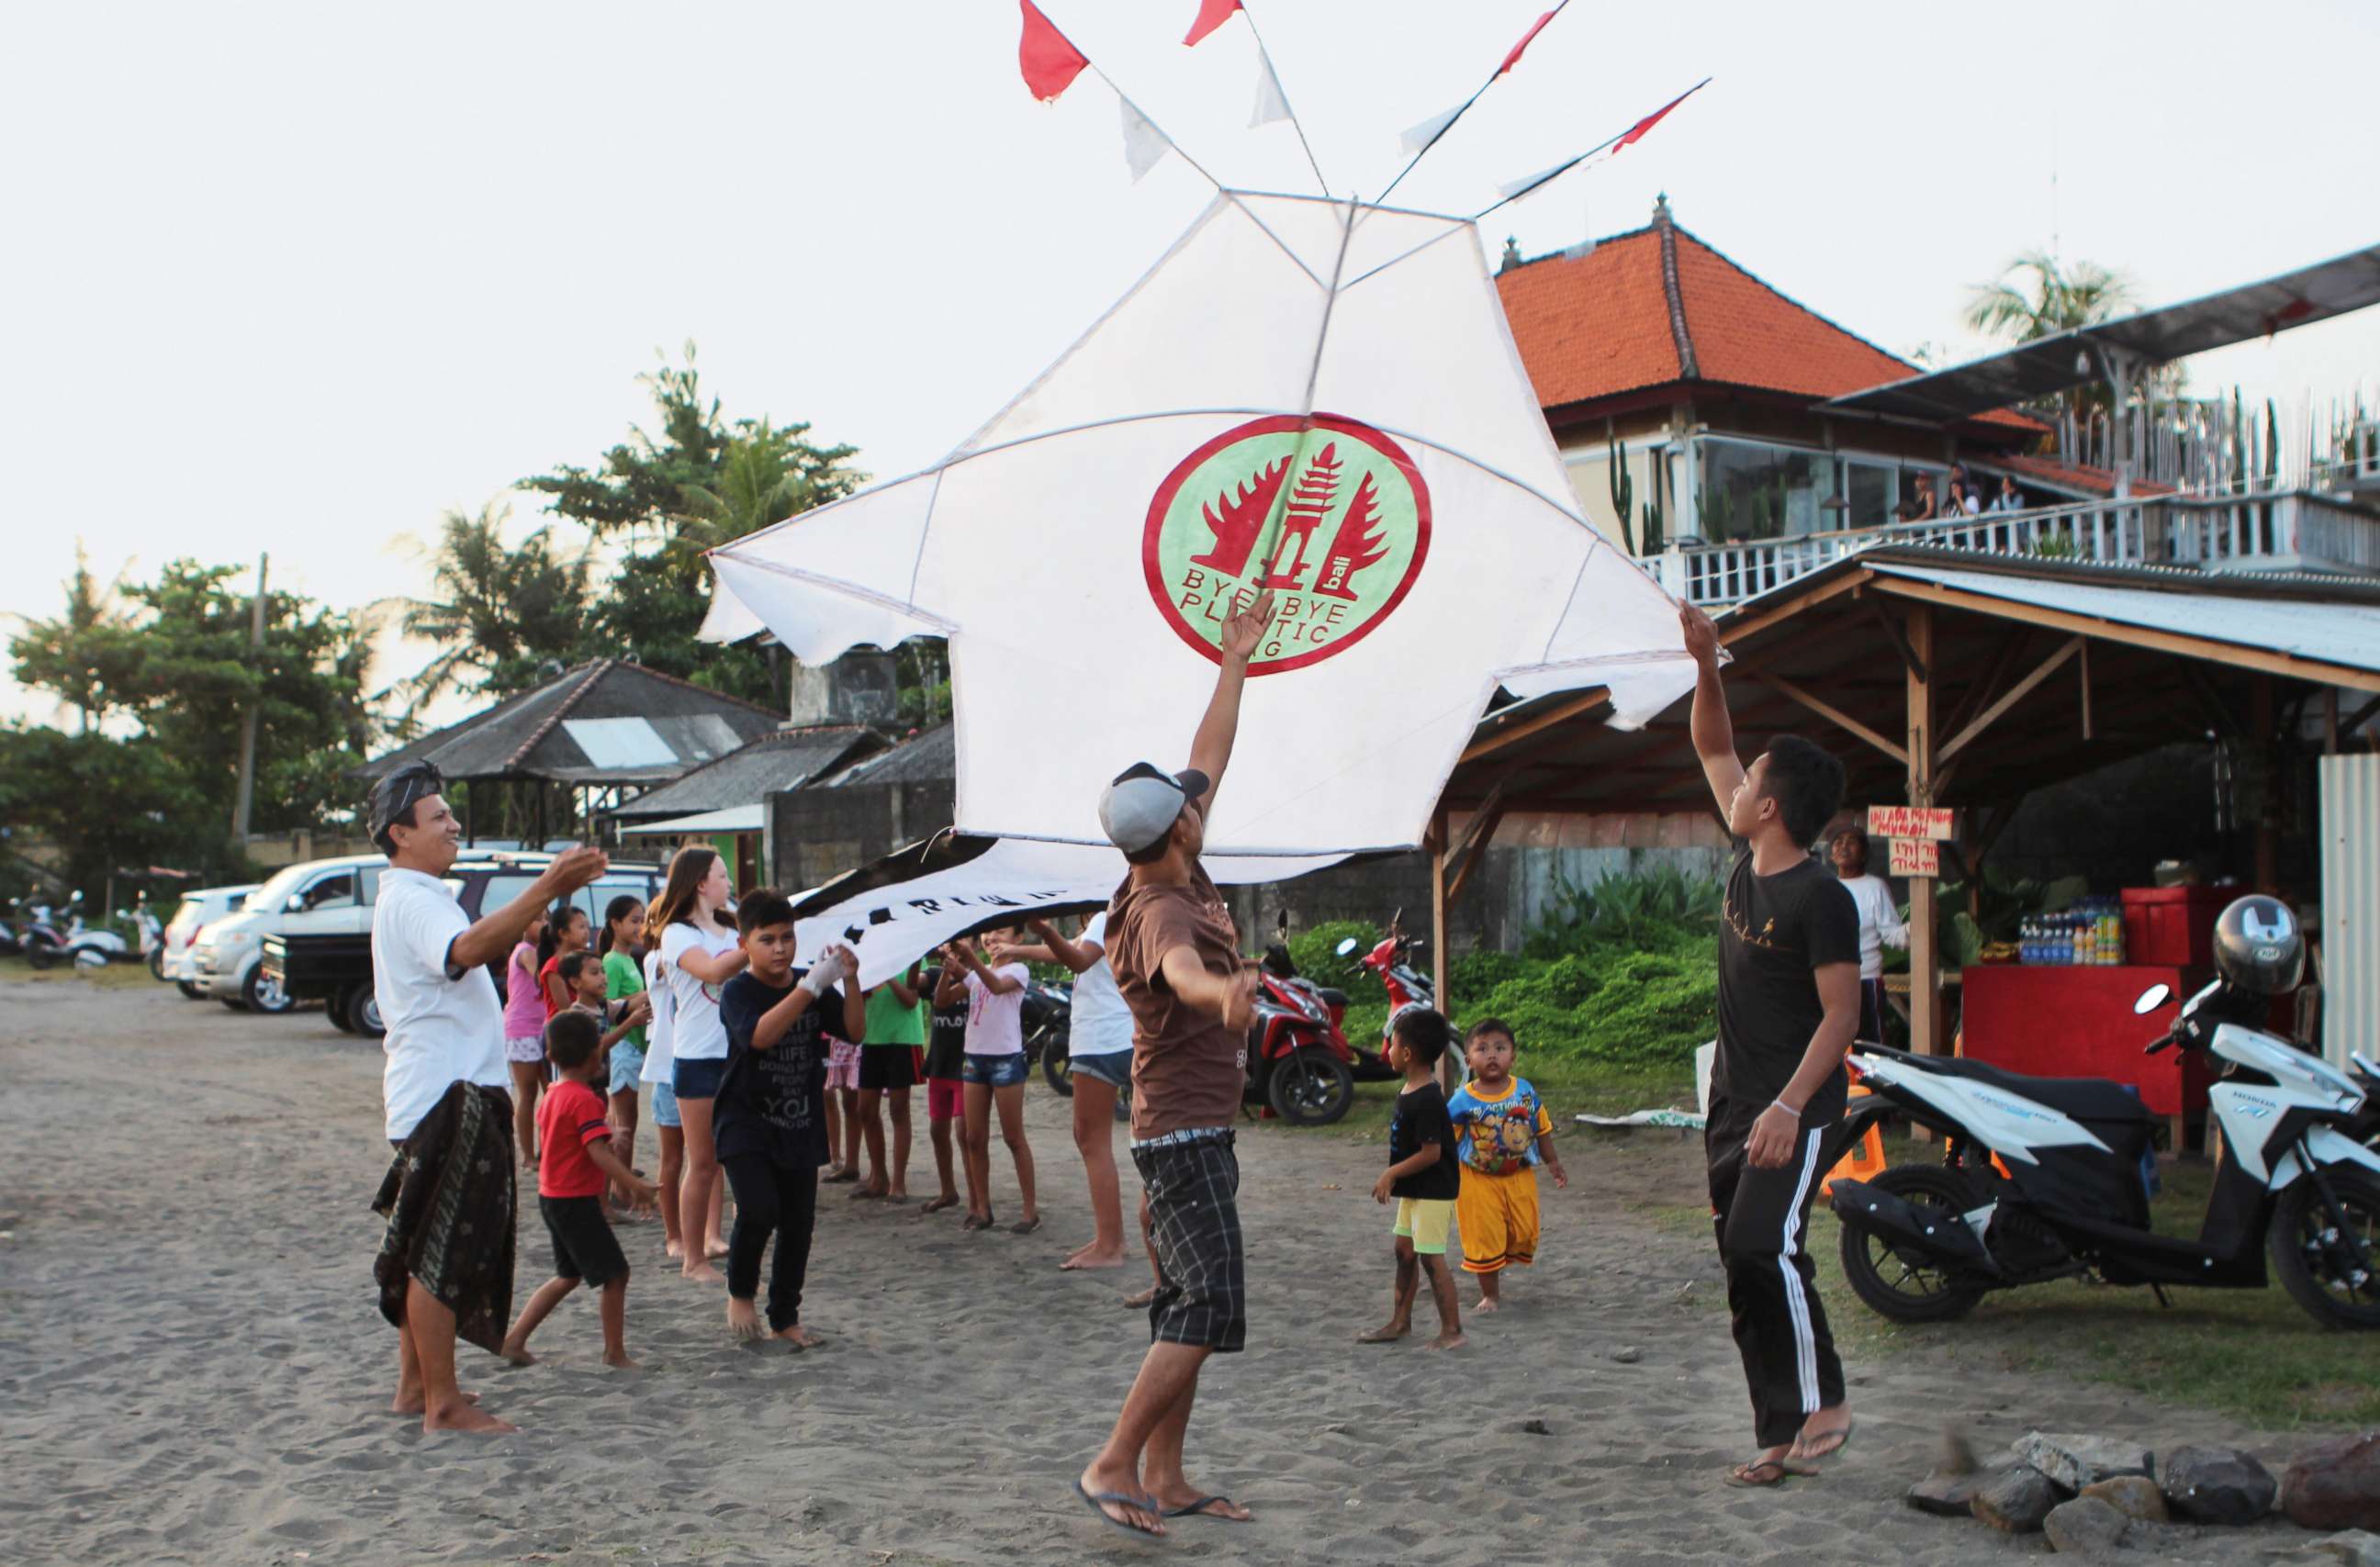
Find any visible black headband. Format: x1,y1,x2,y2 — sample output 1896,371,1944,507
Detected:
371,762,446,842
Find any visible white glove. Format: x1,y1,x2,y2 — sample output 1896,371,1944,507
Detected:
802,946,853,994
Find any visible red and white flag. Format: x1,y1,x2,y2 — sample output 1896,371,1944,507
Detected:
1018,0,1089,102
1493,79,1709,201
1497,9,1557,76
1183,0,1241,47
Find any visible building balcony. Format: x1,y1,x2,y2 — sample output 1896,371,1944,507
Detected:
1637,485,2380,607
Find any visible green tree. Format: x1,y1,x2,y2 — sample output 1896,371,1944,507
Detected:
397,503,593,710
0,724,213,895
106,560,377,833
520,346,863,708
7,544,140,733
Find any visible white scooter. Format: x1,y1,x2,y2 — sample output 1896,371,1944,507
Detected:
1828,894,2380,1331
23,893,132,970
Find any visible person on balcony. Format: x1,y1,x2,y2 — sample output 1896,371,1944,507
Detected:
1943,477,1982,517
1989,474,2025,513
1907,475,1939,521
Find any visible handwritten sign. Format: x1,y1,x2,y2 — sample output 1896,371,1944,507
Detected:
1889,837,1941,878
1869,805,1955,842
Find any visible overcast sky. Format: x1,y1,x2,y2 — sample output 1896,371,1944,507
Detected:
5,0,2374,731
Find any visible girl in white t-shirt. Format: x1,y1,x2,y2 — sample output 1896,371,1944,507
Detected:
935,931,1038,1235
647,846,747,1282
1001,912,1130,1270
1830,828,1909,1045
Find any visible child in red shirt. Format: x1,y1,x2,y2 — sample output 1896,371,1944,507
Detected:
500,1010,658,1369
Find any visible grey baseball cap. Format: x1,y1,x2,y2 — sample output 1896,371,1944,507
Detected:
1097,762,1210,856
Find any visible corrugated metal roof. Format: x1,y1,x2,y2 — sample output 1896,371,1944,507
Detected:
608,726,880,819
358,660,782,784
1878,562,2380,674
618,805,766,836
1826,244,2380,423
823,723,954,787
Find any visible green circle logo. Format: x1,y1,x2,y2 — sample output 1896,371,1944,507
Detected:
1141,413,1431,675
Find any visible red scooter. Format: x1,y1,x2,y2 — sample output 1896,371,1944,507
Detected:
1246,912,1362,1125
1336,908,1437,1057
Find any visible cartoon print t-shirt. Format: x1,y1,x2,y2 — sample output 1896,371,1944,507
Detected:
1446,1076,1554,1176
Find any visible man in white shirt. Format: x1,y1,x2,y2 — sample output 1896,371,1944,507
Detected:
366,761,606,1435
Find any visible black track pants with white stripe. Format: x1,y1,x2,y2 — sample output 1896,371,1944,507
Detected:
1706,1098,1846,1449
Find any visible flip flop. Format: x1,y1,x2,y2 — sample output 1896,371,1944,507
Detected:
1164,1495,1246,1521
1723,1458,1817,1489
848,1187,886,1201
1008,1215,1043,1236
823,1169,859,1184
1792,1417,1856,1463
960,1214,994,1232
1073,1480,1162,1538
915,1195,959,1215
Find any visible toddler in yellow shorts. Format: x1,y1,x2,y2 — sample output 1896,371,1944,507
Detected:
1448,1017,1566,1312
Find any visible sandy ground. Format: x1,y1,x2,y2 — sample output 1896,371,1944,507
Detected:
0,974,2339,1566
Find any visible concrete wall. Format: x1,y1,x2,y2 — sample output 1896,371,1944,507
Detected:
767,785,1730,957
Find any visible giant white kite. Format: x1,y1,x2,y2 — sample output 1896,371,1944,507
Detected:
706,3,1706,976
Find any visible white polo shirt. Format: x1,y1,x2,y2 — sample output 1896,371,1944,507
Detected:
375,867,507,1141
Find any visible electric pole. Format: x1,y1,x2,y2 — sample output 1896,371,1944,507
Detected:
230,553,268,845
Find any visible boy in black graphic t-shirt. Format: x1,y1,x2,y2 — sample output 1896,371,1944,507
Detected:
714,890,867,1349
1358,1008,1465,1351
1681,601,1862,1490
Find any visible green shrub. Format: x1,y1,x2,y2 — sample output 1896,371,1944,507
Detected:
1287,919,1377,994
1452,948,1528,997
1452,937,1717,1072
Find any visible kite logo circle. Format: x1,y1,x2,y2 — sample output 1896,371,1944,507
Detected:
1141,413,1431,675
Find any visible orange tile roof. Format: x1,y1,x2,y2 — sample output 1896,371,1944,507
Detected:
1494,207,2039,433
1992,453,2176,498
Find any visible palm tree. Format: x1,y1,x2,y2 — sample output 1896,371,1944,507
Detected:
673,420,859,554
1963,249,2138,344
390,501,592,715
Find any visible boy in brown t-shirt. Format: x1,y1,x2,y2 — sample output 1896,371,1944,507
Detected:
1072,590,1273,1540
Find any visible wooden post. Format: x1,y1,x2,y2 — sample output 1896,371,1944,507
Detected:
1905,604,1941,1060
1431,807,1454,1093
2253,675,2278,891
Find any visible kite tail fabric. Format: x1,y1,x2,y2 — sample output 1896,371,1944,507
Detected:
373,1081,517,1355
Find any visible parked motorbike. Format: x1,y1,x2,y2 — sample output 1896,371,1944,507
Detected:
1022,974,1075,1092
23,894,133,970
0,901,20,957
1240,912,1362,1125
1334,908,1436,1079
1829,894,2380,1331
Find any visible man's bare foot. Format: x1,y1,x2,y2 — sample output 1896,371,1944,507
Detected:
1356,1322,1409,1343
422,1396,516,1435
1424,1329,1468,1350
496,1340,536,1367
726,1297,765,1340
664,1240,685,1260
1123,1284,1160,1309
775,1324,825,1349
390,1389,479,1415
887,1188,909,1202
684,1260,726,1285
703,1237,731,1259
1147,1487,1253,1523
916,1194,959,1215
1061,1245,1127,1270
1077,1463,1164,1537
1471,1295,1500,1314
603,1350,641,1370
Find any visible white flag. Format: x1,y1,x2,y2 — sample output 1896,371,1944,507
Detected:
1398,101,1463,156
1250,51,1291,128
1495,156,1578,202
1119,96,1171,183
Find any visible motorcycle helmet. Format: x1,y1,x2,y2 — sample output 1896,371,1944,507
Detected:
2211,894,2304,995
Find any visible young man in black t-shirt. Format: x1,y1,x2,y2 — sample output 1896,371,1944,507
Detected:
713,890,866,1349
1357,1008,1465,1351
1681,601,1862,1488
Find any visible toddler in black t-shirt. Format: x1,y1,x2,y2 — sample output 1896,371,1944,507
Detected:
1359,1008,1465,1351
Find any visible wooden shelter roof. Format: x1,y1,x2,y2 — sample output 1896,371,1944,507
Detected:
1443,546,2380,820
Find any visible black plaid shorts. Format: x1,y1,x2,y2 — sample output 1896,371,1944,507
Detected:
1130,1130,1246,1353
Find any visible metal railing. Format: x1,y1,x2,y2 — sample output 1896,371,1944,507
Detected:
1640,488,2380,605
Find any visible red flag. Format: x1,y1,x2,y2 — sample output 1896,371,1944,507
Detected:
1018,0,1089,102
1184,0,1241,47
1497,9,1555,75
1612,80,1706,153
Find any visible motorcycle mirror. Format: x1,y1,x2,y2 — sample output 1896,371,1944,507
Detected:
2132,983,2172,1015
1335,937,1359,957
